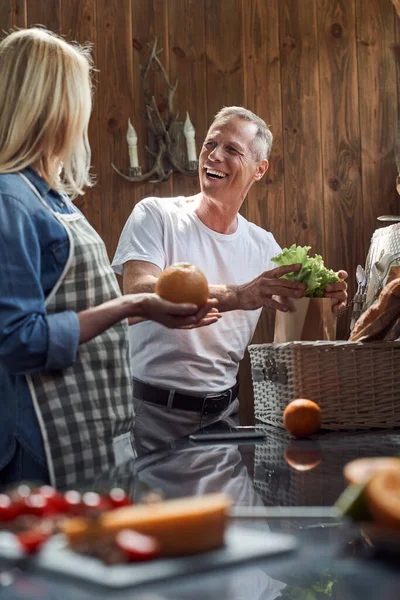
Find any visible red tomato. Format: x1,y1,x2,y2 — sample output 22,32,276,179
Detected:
81,492,111,513
0,494,19,522
21,494,48,517
11,484,32,502
108,488,132,508
36,485,55,498
115,530,160,562
63,490,82,515
17,531,49,554
37,486,70,515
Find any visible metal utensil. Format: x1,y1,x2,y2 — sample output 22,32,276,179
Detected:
356,264,366,290
350,265,366,331
377,215,400,222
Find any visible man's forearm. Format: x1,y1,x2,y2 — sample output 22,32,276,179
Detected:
124,274,242,313
123,275,157,295
208,284,241,312
123,275,157,324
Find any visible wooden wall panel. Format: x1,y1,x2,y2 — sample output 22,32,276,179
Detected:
94,0,135,258
396,1,400,172
356,0,399,243
0,0,26,28
242,0,285,251
60,0,99,231
204,0,244,121
26,0,60,32
317,0,363,338
168,0,205,198
279,0,325,254
130,0,172,219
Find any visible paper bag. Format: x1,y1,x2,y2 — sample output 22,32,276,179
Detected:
274,297,337,342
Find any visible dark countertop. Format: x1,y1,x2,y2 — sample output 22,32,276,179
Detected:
2,424,400,599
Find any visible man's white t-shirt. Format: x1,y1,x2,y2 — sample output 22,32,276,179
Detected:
112,197,281,393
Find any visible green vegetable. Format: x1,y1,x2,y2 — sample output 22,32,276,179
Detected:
334,482,372,522
280,570,338,599
271,244,339,297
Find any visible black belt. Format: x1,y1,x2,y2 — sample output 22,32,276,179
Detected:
132,378,239,416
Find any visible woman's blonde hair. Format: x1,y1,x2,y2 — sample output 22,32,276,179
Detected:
0,28,94,197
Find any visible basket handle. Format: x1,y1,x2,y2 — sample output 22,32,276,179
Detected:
252,357,288,385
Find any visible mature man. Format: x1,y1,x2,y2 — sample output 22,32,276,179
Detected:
112,107,347,455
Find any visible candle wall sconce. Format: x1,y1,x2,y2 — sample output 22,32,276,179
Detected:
111,38,198,184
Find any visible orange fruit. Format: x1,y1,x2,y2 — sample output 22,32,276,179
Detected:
344,457,400,486
284,440,322,471
365,468,400,528
155,262,209,307
283,399,321,438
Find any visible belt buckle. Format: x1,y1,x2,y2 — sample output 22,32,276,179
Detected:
202,389,232,416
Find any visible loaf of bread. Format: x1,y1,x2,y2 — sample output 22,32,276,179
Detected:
350,277,400,342
62,493,231,557
386,265,400,287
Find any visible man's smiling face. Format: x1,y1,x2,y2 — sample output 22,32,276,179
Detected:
198,116,267,202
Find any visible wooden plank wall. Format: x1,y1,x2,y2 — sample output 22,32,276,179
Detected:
1,0,399,423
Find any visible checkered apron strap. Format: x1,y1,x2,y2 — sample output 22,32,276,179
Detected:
19,174,134,489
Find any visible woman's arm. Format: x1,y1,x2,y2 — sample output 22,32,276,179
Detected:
78,294,220,343
0,194,81,374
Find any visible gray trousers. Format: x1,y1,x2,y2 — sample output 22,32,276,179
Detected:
132,395,240,457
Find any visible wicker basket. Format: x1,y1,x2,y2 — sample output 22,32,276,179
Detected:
249,341,400,431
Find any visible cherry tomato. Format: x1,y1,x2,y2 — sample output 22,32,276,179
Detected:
12,484,32,501
36,485,55,498
115,530,160,562
82,492,111,513
21,494,48,517
37,486,70,515
108,488,132,508
63,490,82,515
0,494,19,522
17,530,49,554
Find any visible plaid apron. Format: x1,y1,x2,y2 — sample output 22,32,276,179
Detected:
19,174,134,489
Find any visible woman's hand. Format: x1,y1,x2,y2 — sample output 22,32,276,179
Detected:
130,294,221,329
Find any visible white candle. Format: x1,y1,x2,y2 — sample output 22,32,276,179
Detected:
184,112,197,163
126,119,139,168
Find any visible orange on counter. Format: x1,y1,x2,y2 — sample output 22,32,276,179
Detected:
283,399,321,438
344,457,400,486
365,468,400,528
155,262,209,307
284,440,322,471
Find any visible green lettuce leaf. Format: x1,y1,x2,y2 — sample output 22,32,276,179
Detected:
271,244,339,298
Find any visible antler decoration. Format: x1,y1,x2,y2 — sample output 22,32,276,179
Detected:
112,38,198,184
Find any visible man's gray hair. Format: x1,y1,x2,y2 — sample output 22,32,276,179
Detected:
211,106,273,161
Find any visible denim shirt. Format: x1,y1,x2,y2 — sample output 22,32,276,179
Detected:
0,168,81,469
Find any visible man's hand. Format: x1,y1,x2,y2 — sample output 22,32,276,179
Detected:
237,264,306,311
324,270,348,313
136,294,221,329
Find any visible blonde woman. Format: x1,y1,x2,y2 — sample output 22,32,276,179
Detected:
0,28,219,489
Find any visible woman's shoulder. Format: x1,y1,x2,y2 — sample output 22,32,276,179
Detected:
0,172,43,215
0,171,27,192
